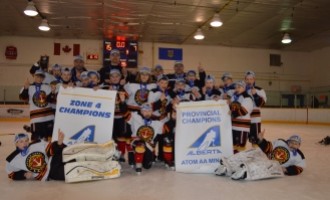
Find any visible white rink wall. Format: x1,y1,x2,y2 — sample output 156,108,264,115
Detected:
1,104,329,125
262,108,330,124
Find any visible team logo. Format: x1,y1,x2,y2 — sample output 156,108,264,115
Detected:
271,146,290,164
134,89,149,105
137,125,154,142
187,126,221,156
25,152,46,173
33,91,48,107
67,125,95,145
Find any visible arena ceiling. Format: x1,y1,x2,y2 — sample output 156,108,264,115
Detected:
1,0,330,51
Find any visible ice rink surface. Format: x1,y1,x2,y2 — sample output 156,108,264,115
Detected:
0,121,329,200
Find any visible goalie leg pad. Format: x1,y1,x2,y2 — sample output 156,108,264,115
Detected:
64,160,121,183
62,140,117,162
226,147,268,173
243,159,284,181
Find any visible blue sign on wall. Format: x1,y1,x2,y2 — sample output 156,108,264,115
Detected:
159,48,183,60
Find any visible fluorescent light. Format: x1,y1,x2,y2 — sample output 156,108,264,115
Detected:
282,33,292,44
210,13,223,27
39,19,50,31
194,28,204,40
24,1,38,17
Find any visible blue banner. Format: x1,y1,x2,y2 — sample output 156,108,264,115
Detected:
159,47,183,60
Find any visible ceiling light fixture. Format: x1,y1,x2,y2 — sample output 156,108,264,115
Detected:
194,28,204,40
38,19,50,31
24,1,38,17
210,13,223,27
281,33,292,44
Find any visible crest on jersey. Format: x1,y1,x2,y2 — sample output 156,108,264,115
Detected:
25,152,47,173
33,91,48,107
137,125,154,142
67,125,95,145
271,146,290,164
134,89,149,105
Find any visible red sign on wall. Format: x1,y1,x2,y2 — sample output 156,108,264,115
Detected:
5,46,17,59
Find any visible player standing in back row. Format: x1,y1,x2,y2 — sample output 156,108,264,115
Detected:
244,71,267,147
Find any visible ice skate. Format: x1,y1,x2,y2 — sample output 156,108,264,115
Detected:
165,164,175,171
135,167,142,175
64,160,121,183
165,162,175,171
135,163,142,175
62,140,117,162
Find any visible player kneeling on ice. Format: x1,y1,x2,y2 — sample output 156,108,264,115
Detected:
214,130,305,180
6,130,121,183
125,103,163,174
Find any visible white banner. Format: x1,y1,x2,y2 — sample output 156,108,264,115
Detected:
175,100,233,173
52,86,116,145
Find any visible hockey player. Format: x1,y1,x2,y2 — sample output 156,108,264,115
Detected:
220,72,235,100
201,75,222,100
6,130,66,181
125,103,164,174
79,71,91,88
229,81,253,153
71,55,87,86
29,57,57,84
167,61,186,89
244,71,267,146
160,108,176,169
107,69,132,163
170,78,202,103
152,65,165,81
87,70,103,89
257,131,305,176
185,69,205,91
148,75,172,122
124,67,157,111
99,49,122,84
6,130,121,183
19,69,56,141
50,64,62,83
214,130,305,180
60,67,74,87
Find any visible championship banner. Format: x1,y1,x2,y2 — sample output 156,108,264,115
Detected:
52,86,116,145
175,100,233,173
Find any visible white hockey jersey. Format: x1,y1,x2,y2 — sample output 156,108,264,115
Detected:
124,83,157,110
127,112,163,142
230,92,253,132
148,89,172,122
246,86,267,123
19,83,55,123
259,138,306,175
6,140,52,181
